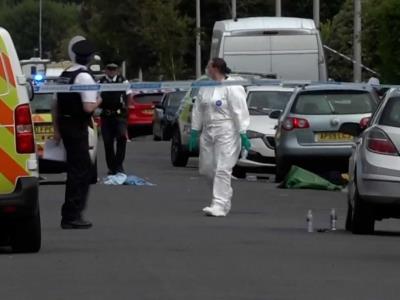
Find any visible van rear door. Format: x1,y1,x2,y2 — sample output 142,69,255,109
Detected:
270,33,319,81
0,29,34,194
223,34,272,74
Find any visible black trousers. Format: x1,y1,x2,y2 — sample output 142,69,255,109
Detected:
59,119,91,221
101,116,127,174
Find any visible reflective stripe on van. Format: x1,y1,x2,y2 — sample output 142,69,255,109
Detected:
0,33,31,194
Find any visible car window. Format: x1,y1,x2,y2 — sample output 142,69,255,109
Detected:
247,91,292,115
134,93,163,104
292,91,376,115
166,91,185,106
30,93,54,113
379,97,400,128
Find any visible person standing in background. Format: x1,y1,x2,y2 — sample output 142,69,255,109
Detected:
99,63,132,175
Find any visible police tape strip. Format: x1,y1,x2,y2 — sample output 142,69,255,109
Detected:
33,79,398,94
34,80,249,93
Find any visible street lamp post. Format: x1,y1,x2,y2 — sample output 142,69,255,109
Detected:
353,0,362,82
39,0,42,58
313,0,320,29
196,0,201,78
276,0,281,17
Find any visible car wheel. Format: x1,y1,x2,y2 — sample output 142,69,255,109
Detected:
232,166,246,179
171,128,189,167
11,213,41,253
351,181,375,235
275,156,291,183
345,202,353,231
90,158,98,184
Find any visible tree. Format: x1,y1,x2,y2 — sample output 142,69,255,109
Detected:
322,0,400,83
83,0,193,80
0,0,81,60
365,0,400,82
138,0,193,80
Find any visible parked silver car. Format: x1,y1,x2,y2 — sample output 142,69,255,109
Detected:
275,84,379,182
340,88,400,234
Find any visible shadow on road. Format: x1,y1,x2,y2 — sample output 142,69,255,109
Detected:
40,181,66,186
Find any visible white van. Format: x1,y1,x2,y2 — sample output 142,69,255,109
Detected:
210,17,327,81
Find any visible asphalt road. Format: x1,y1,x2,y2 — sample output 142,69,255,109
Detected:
1,139,400,300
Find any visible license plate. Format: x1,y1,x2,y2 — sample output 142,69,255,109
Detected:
35,125,54,135
315,132,353,142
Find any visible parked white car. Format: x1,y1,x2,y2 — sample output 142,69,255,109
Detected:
234,85,294,178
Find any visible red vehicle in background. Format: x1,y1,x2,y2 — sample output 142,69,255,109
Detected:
128,92,164,137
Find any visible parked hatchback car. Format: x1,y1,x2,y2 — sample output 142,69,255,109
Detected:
341,88,400,234
153,90,186,141
234,85,293,178
275,84,379,182
128,92,164,137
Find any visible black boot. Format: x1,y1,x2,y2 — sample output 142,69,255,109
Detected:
61,218,93,229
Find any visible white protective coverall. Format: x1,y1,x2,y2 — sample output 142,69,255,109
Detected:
192,76,250,215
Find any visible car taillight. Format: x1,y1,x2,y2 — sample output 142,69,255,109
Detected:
15,104,35,153
367,128,398,156
360,117,371,129
282,117,310,131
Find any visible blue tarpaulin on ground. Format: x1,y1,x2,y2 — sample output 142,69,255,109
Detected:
102,173,155,186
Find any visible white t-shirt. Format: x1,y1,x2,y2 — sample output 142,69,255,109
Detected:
68,64,98,104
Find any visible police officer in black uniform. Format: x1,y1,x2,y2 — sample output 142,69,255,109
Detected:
54,36,101,229
99,63,131,175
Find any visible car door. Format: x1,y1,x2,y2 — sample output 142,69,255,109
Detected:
153,94,166,136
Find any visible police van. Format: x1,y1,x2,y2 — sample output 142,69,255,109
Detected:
0,28,41,252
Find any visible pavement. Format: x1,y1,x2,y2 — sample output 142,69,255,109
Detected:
1,139,400,300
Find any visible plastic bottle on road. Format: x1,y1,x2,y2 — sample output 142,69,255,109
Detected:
330,208,337,231
307,210,313,233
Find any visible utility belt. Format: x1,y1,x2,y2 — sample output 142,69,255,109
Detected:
101,108,126,117
59,114,91,121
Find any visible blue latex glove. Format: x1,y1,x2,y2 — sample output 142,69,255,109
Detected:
189,129,199,152
240,133,251,151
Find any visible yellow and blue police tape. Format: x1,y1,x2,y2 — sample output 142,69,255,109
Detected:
33,78,395,94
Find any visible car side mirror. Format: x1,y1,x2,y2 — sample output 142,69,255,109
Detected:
339,122,363,137
155,103,164,110
192,96,197,104
269,110,282,119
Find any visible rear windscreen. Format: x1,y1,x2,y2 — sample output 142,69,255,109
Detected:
167,91,186,108
379,97,400,128
247,91,292,115
30,93,53,113
134,94,163,104
292,91,376,115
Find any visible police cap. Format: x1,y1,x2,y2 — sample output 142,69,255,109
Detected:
71,40,96,57
106,63,119,69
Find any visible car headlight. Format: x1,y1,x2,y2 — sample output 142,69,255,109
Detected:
247,130,265,139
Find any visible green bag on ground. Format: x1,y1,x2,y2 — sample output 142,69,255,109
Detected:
281,166,342,191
